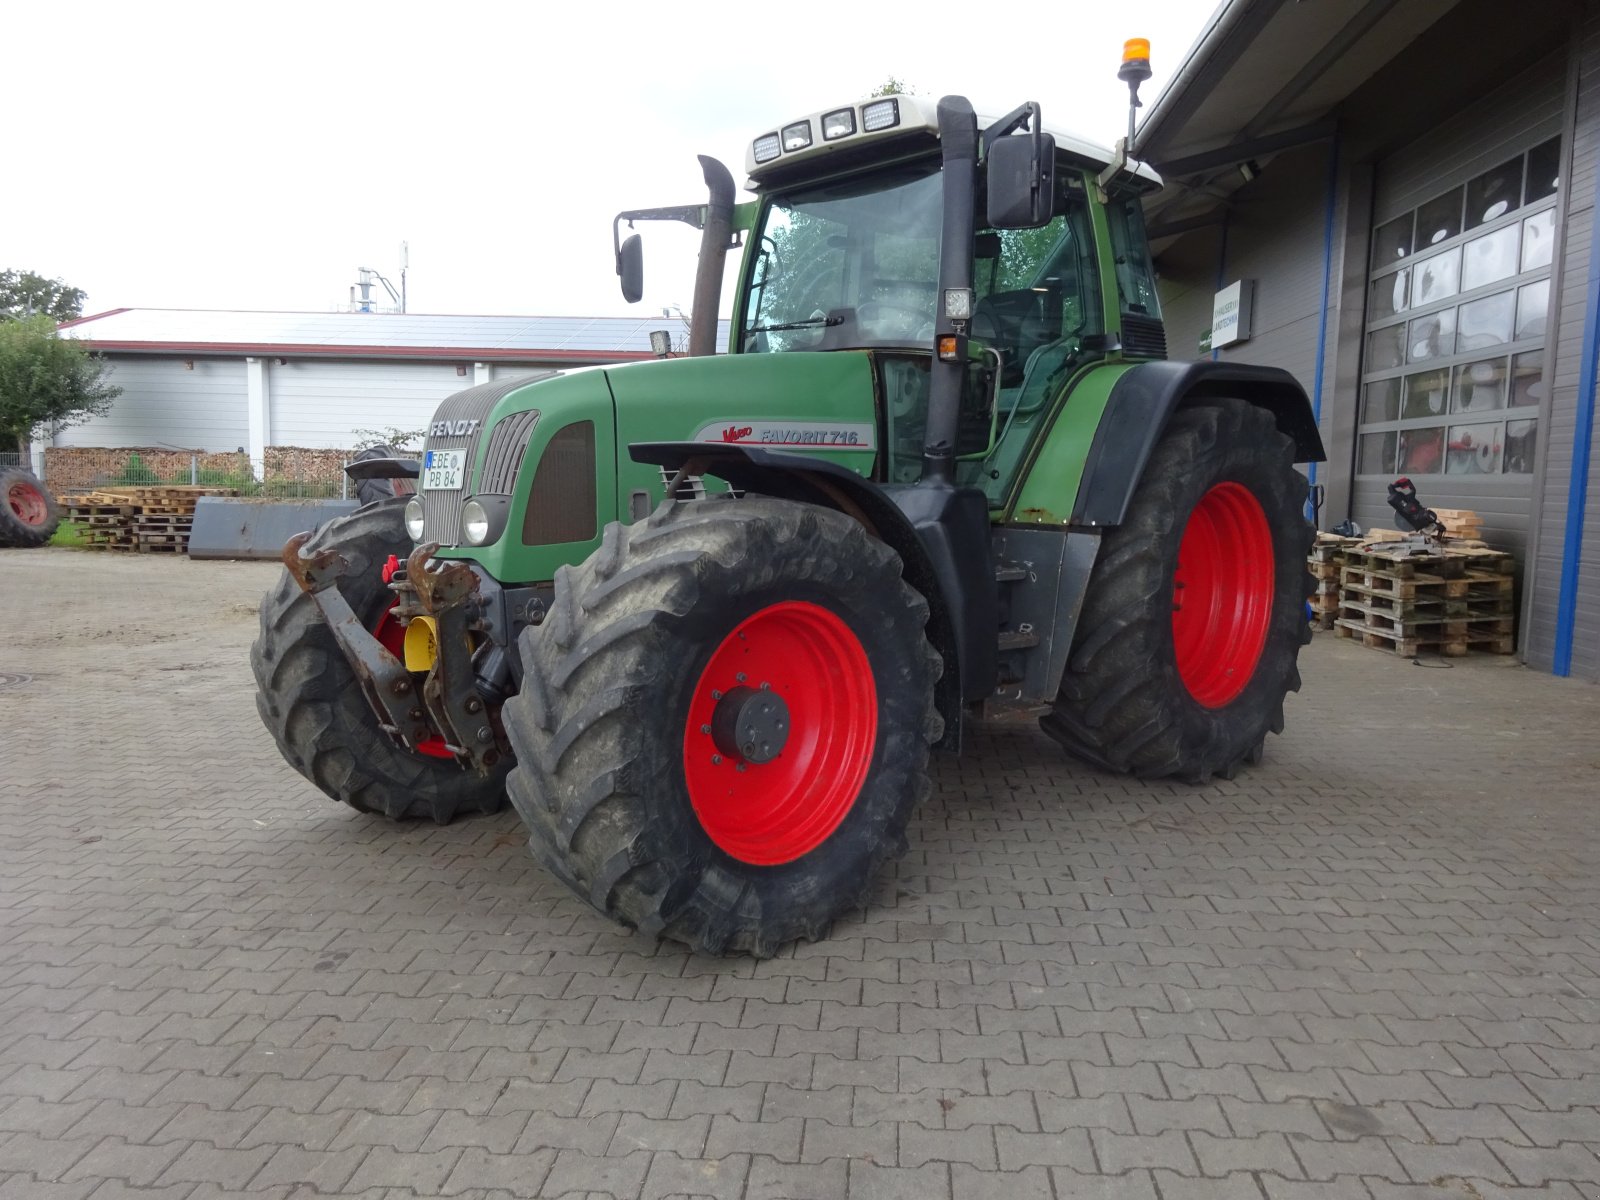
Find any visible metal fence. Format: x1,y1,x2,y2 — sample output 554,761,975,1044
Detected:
44,449,359,500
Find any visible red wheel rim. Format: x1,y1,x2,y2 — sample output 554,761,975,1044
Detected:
683,601,877,866
8,481,48,527
1171,481,1275,708
372,604,454,760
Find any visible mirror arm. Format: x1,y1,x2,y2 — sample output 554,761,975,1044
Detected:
611,205,710,259
981,101,1041,160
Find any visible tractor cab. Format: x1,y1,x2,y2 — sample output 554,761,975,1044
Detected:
615,91,1166,502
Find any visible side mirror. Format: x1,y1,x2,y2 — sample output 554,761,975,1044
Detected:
986,132,1056,229
617,233,643,303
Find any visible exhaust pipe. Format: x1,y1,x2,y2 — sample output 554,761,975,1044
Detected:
689,155,736,358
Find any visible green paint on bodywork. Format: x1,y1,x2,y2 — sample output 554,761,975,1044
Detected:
433,368,617,583
608,350,878,509
1006,360,1136,525
435,353,877,584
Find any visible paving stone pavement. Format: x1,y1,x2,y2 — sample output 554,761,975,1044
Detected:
2,546,1598,1200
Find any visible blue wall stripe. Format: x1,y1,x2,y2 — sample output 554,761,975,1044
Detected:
1553,146,1600,675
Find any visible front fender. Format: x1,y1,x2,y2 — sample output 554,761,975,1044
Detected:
629,443,993,750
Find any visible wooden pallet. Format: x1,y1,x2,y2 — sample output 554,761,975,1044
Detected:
1335,618,1515,657
1334,539,1516,657
58,485,234,555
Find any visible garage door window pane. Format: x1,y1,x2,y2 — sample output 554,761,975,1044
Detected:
1516,279,1550,341
1363,378,1403,423
1403,368,1449,419
1413,248,1460,305
1526,137,1560,203
1446,421,1503,474
1373,214,1414,265
1399,426,1445,474
1367,325,1406,371
1451,358,1507,413
1466,158,1524,228
1504,418,1537,473
1510,350,1544,408
1408,308,1455,362
1359,431,1397,475
1457,290,1513,351
1521,209,1554,271
1416,188,1463,248
1369,269,1409,320
1460,224,1519,292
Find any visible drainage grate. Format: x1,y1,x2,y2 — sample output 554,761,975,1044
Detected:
0,672,33,691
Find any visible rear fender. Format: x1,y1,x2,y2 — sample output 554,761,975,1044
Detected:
1071,361,1326,527
629,443,994,751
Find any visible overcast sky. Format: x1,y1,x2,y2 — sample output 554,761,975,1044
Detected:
6,0,1216,322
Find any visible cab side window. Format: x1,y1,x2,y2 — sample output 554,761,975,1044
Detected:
1105,194,1161,318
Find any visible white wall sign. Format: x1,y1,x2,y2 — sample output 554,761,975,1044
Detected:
1211,280,1255,348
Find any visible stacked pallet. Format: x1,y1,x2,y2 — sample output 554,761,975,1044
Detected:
1307,533,1361,629
1335,541,1515,657
62,486,237,553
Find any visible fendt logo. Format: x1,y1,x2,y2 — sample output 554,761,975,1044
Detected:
430,419,479,438
721,425,754,442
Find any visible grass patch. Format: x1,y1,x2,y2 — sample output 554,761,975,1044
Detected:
49,520,91,548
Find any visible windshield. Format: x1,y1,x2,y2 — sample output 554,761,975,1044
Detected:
742,159,942,353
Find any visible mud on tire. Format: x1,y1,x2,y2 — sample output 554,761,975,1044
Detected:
250,500,509,822
1041,397,1313,783
502,497,942,956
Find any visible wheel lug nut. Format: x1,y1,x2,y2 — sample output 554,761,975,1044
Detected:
760,681,771,691
700,724,711,734
736,672,747,683
735,763,746,773
711,754,722,765
711,689,723,700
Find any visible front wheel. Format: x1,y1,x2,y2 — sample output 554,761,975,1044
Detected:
502,497,942,956
1042,397,1313,782
250,501,509,822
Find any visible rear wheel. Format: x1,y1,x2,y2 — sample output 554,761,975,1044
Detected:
502,497,942,956
0,468,61,548
1042,398,1312,782
250,500,509,821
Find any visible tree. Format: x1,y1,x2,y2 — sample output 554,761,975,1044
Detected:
871,78,912,98
1,270,87,324
0,316,121,452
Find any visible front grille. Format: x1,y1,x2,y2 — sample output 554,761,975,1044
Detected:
480,409,541,493
420,374,550,545
523,421,597,545
1121,312,1168,359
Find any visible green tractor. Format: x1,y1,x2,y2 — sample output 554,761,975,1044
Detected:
252,79,1322,954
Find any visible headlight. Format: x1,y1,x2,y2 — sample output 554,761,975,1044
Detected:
404,498,424,541
752,133,781,164
462,499,490,545
862,98,900,132
821,108,856,140
781,120,813,152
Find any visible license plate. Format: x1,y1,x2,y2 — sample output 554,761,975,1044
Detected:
422,449,466,491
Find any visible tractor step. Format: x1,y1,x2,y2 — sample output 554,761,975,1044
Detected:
975,694,1054,724
997,629,1041,651
994,561,1029,583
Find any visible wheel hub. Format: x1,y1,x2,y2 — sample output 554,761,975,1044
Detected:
8,481,48,527
710,685,790,764
682,600,878,866
1171,480,1275,708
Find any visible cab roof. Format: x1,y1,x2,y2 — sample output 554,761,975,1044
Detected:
745,93,1163,189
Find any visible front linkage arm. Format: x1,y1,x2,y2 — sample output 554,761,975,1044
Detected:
279,532,507,776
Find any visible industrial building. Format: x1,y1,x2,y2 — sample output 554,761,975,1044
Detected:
52,309,722,475
1139,0,1600,680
